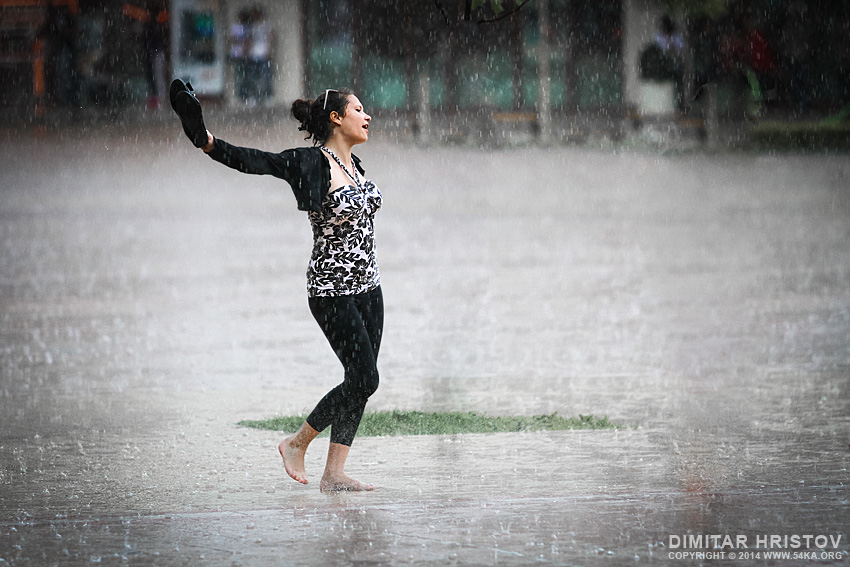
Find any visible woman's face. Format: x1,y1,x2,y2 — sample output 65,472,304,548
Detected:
333,95,371,145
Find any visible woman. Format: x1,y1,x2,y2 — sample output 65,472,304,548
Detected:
173,85,381,492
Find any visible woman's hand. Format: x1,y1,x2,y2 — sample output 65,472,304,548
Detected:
202,131,214,153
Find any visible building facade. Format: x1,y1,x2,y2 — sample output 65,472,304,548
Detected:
2,0,848,124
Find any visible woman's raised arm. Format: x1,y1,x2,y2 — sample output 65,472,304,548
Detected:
203,133,300,181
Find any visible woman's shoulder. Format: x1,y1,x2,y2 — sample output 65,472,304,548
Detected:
291,146,323,154
285,147,331,191
277,146,325,171
282,146,322,159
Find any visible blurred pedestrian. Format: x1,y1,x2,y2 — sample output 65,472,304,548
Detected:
719,14,770,118
170,83,380,492
39,2,80,108
655,15,685,109
245,6,275,106
142,0,169,111
655,15,684,55
229,9,251,103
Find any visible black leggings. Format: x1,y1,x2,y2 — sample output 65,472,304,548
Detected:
305,286,383,446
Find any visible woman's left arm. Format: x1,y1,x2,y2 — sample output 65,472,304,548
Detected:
203,131,299,180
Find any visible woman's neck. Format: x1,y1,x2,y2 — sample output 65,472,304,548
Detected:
322,136,354,167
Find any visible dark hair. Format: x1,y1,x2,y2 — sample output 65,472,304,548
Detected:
290,88,353,145
660,15,675,35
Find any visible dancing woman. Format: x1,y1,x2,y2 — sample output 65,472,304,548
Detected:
171,82,382,492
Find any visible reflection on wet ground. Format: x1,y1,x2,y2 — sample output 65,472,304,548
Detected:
1,129,848,564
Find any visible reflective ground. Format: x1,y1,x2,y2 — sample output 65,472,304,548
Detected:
1,121,848,565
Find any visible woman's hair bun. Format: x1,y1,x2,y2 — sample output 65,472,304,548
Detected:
290,98,313,126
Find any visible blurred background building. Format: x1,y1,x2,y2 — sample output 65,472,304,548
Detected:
1,0,848,131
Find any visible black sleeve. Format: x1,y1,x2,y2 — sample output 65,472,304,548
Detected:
206,137,300,182
206,140,331,213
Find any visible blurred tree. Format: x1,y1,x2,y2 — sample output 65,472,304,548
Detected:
433,0,530,24
470,0,530,22
656,0,733,20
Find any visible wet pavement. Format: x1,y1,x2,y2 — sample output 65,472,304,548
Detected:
1,120,849,565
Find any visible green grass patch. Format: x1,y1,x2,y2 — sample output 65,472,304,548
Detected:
238,410,623,437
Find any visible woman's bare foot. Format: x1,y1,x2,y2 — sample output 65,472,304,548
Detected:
319,473,375,493
278,437,308,485
319,441,374,492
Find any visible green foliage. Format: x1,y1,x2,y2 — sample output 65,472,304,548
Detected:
238,410,624,436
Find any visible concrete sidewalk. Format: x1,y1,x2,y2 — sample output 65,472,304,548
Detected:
1,125,848,565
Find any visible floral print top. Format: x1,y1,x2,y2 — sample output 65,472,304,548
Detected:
306,179,382,297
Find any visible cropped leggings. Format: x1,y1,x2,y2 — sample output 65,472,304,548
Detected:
305,286,383,446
